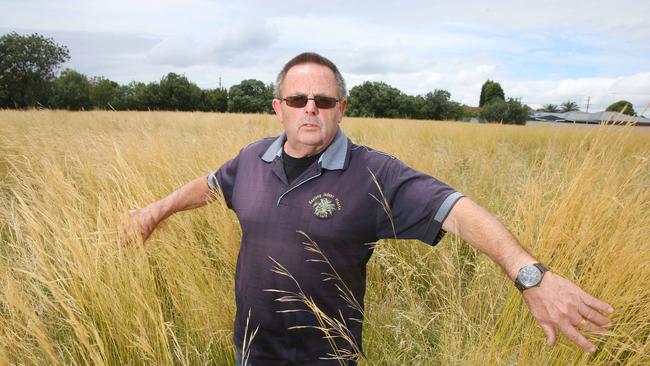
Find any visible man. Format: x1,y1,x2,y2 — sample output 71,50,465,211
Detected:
127,52,613,365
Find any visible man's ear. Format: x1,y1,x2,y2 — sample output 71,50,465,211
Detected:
272,98,283,122
338,99,347,123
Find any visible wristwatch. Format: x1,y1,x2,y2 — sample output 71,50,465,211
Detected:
515,263,548,291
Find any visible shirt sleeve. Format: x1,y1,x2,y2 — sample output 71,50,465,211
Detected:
374,157,464,246
207,153,241,209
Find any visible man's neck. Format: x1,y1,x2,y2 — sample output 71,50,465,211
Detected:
283,141,328,158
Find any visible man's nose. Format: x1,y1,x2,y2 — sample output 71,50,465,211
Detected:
304,98,318,115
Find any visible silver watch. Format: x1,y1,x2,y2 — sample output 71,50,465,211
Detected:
515,263,548,291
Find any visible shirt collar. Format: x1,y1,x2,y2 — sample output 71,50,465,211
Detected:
260,128,349,170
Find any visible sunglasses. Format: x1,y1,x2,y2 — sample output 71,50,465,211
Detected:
281,95,340,109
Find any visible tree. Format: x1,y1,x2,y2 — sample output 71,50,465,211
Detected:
421,90,449,120
0,32,70,108
480,98,529,125
479,80,505,107
397,93,421,119
445,101,465,121
347,82,463,121
606,100,636,116
418,89,463,120
560,100,579,112
125,81,161,110
52,69,92,110
201,87,228,112
228,79,273,113
158,72,202,111
541,104,560,113
90,76,123,110
347,81,405,118
480,99,507,123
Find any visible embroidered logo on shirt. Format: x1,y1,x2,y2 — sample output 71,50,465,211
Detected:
309,192,342,219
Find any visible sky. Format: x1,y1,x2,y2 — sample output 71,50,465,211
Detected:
2,0,649,112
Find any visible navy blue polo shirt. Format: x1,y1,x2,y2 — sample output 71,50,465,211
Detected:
207,129,463,365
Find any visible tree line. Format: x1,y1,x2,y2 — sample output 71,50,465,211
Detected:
0,32,531,123
0,32,273,113
8,31,634,124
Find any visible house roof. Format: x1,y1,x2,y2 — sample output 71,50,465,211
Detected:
531,111,650,125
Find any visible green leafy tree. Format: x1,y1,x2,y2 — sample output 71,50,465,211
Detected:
606,100,636,116
90,76,123,110
445,101,465,121
479,80,505,107
266,84,275,113
396,93,418,119
158,72,202,111
0,32,70,108
418,89,463,120
480,98,529,125
348,82,463,121
347,81,405,118
480,99,507,123
130,82,162,111
52,69,92,110
201,87,228,112
120,82,138,110
420,90,449,120
228,79,273,113
541,104,560,113
560,100,579,112
125,81,161,110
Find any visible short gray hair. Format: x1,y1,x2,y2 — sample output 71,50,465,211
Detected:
274,52,347,100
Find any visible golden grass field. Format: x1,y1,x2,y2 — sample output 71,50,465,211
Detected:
0,110,649,365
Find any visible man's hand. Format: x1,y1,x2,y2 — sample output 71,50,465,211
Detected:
522,271,614,353
443,198,614,352
117,175,215,246
118,205,161,245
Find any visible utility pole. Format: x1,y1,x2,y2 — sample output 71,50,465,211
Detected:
218,76,222,89
586,96,590,113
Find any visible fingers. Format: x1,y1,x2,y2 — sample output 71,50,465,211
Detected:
579,302,612,327
581,292,614,315
118,209,144,246
558,321,596,353
541,323,556,346
579,318,610,336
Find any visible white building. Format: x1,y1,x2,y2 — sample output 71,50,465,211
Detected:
530,111,650,127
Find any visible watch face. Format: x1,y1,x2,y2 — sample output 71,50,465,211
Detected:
519,266,542,287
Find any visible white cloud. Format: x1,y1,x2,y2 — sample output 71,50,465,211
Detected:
146,21,278,67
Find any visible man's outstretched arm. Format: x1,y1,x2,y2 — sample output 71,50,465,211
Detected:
123,175,215,242
441,197,613,353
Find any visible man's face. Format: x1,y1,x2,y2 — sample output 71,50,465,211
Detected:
272,63,347,157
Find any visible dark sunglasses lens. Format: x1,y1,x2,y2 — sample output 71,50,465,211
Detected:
285,96,308,108
314,96,338,109
284,96,338,109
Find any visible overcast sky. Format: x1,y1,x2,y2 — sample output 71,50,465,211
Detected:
2,0,649,112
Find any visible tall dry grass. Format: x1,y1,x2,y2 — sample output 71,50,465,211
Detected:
0,110,648,365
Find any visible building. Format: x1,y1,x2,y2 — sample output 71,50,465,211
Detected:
530,111,650,127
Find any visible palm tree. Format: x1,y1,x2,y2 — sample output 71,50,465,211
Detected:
560,100,580,112
541,104,559,112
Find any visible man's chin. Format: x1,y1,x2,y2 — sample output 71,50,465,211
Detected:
296,133,323,145
298,140,324,149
